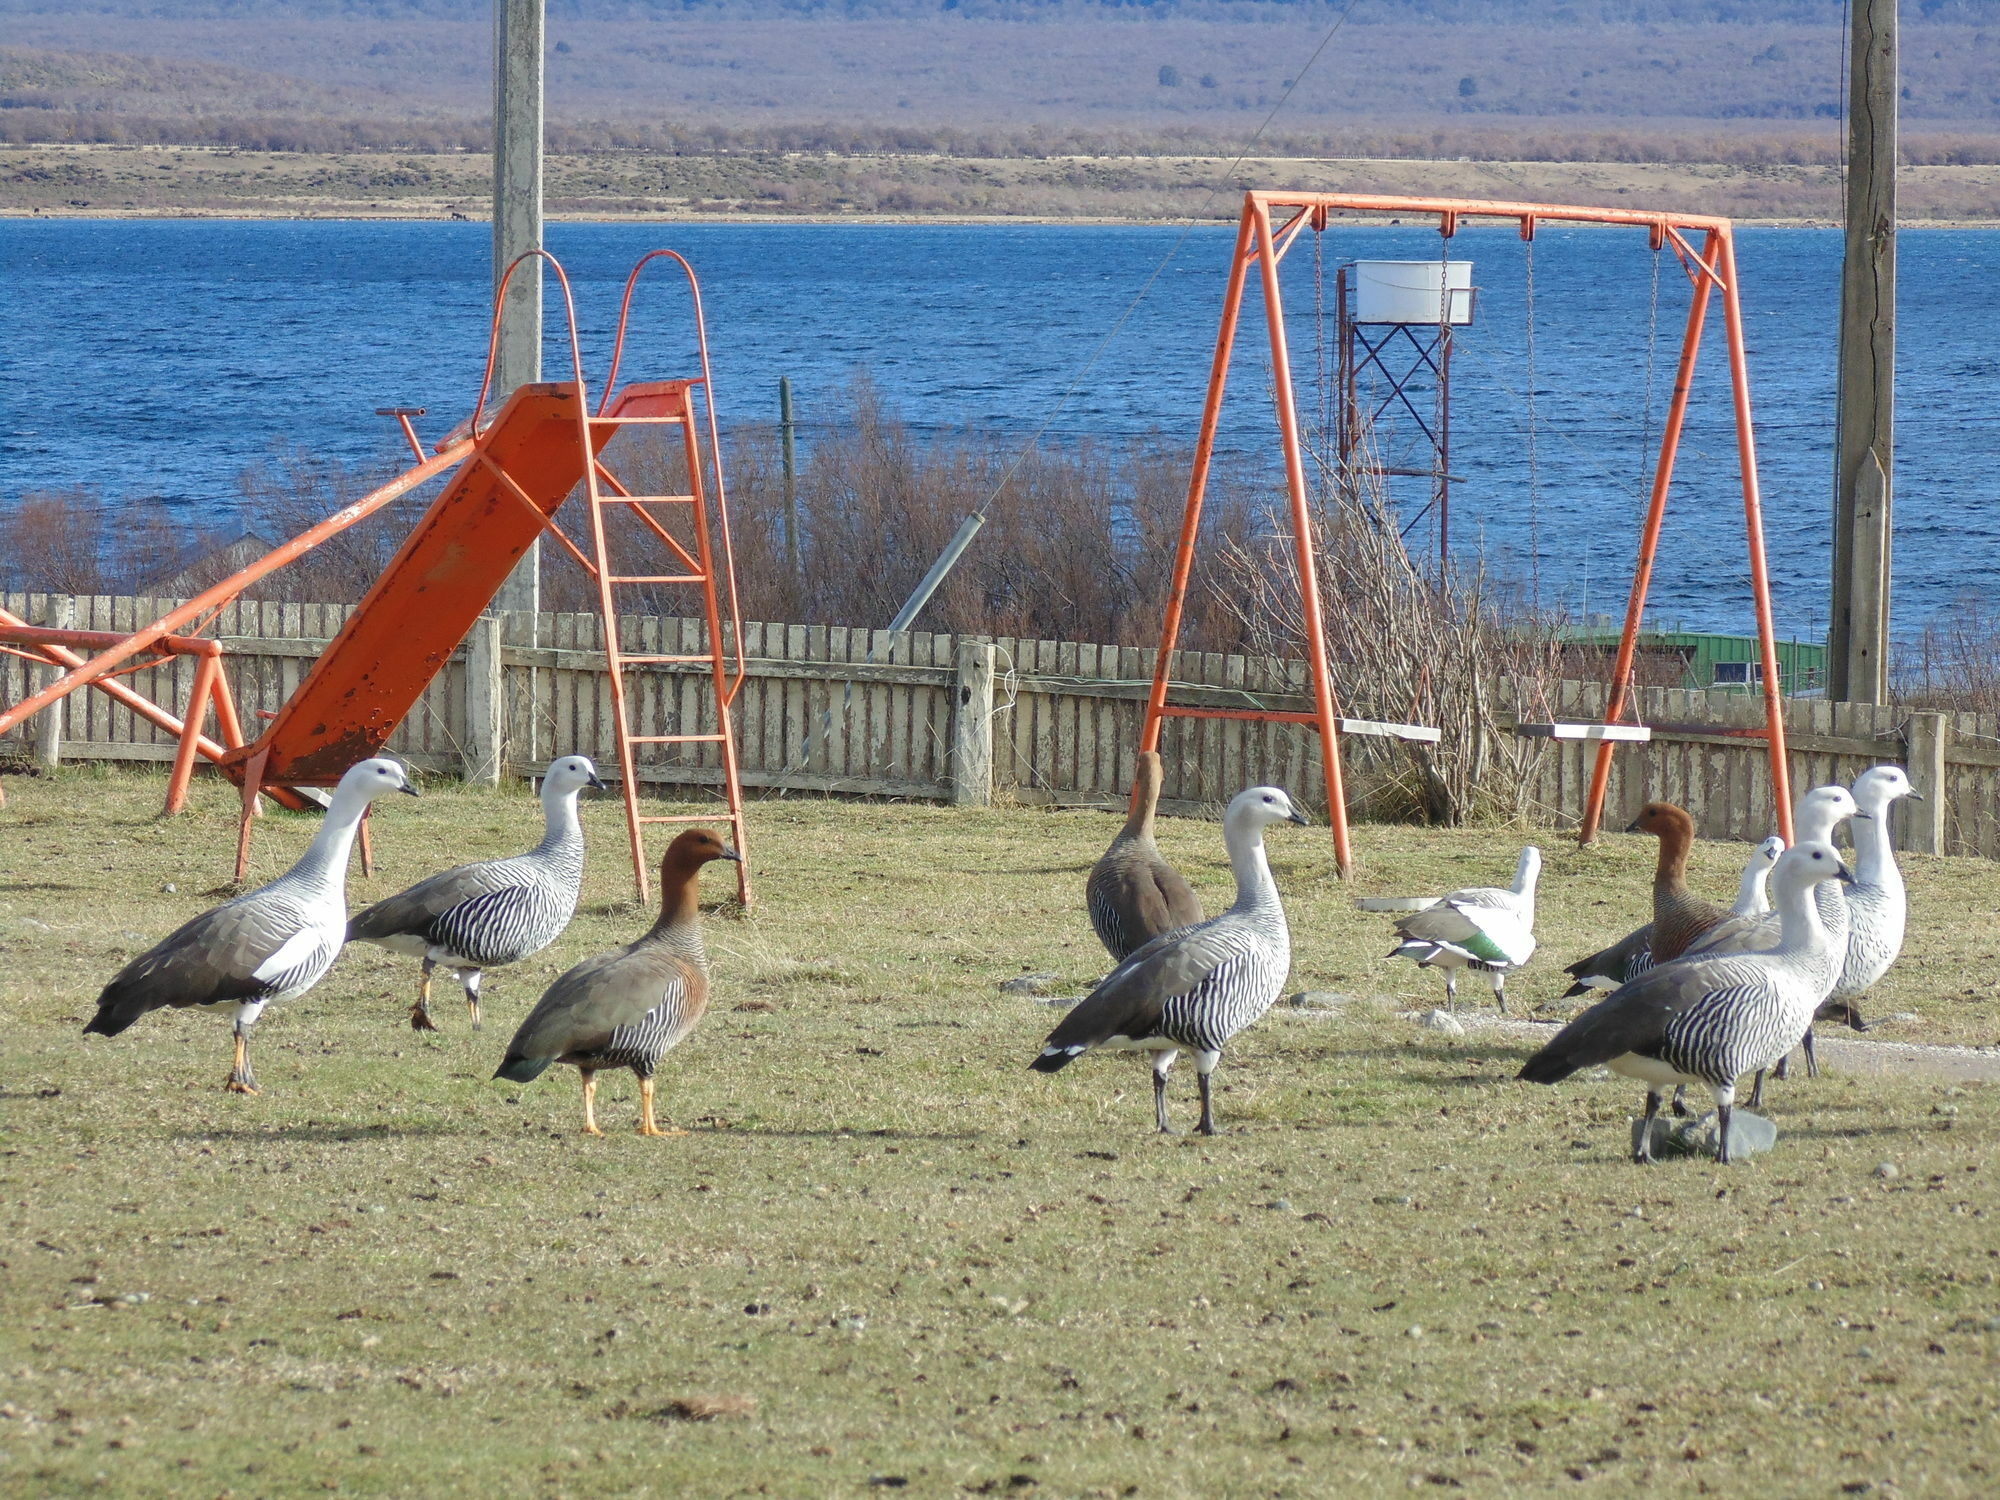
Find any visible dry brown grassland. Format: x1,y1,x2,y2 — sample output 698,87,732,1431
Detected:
2,766,1999,1493
16,141,2000,223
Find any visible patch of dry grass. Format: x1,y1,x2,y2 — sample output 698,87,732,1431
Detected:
2,767,1998,1495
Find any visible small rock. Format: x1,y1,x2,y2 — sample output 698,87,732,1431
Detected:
118,930,148,943
1631,1110,1778,1162
999,973,1061,997
1420,1009,1465,1037
1266,1198,1293,1212
1404,1325,1423,1339
1808,1280,1826,1292
1372,1194,1414,1207
161,883,178,894
1874,1162,1899,1180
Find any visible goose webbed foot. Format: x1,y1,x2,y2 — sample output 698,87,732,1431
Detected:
411,964,440,1031
636,1077,687,1138
224,1032,260,1095
1669,1085,1692,1119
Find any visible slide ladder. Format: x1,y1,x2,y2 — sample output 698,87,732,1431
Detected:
579,251,751,907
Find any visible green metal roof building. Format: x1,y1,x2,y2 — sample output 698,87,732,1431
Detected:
1560,628,1827,695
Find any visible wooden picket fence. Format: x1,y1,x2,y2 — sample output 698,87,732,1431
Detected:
6,592,2000,858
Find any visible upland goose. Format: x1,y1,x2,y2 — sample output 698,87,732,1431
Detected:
83,758,417,1093
1087,750,1204,962
494,827,738,1137
1388,846,1541,1012
1680,784,1861,1101
1030,786,1307,1135
347,755,604,1031
1561,814,1784,998
1831,764,1918,1008
1519,842,1855,1164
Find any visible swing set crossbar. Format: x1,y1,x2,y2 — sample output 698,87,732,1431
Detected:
1139,190,1795,878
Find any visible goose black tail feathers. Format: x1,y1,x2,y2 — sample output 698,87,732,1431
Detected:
493,1054,554,1084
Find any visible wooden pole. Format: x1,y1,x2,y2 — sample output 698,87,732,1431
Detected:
951,639,996,807
1829,0,1896,704
491,0,545,623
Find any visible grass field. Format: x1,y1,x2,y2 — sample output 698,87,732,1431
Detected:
3,767,1999,1496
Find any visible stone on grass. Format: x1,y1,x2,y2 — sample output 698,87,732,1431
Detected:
999,973,1061,996
1629,1110,1778,1162
1873,1161,1899,1180
1420,1009,1466,1037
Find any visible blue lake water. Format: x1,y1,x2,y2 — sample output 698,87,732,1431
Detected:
5,218,1998,640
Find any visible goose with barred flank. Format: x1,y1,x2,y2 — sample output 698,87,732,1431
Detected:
1562,814,1785,998
1679,784,1861,1101
347,755,604,1031
1388,847,1541,1012
1519,842,1855,1165
1030,786,1306,1136
1087,751,1204,962
83,758,418,1093
494,827,738,1137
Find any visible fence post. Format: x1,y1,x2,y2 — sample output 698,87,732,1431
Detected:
464,613,506,786
1903,709,1949,855
32,595,74,767
951,637,995,807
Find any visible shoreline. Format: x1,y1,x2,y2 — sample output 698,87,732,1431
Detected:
8,142,2000,227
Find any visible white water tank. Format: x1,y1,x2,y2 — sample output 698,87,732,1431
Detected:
1354,260,1475,325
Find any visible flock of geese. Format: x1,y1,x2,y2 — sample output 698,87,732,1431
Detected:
74,749,1915,1162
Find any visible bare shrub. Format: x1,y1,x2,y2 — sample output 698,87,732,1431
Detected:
1898,596,2000,719
1213,446,1567,827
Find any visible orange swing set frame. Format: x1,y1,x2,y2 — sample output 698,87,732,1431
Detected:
1140,190,1796,876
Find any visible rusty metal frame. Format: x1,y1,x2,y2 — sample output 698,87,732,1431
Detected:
1139,191,1794,875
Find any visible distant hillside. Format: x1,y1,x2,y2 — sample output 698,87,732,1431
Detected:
4,3,1999,159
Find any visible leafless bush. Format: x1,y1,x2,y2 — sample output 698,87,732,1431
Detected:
1898,596,2000,719
544,375,1261,651
1213,441,1568,826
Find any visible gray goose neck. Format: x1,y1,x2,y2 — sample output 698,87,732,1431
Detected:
1771,871,1830,958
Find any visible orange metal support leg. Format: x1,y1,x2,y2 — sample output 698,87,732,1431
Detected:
1579,230,1722,845
1252,202,1354,877
164,651,221,816
235,746,269,884
1717,229,1795,845
1142,209,1257,764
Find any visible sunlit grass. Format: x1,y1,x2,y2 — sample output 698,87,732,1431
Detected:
2,767,1997,1495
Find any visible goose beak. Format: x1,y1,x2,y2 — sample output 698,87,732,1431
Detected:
1906,790,1925,802
1624,818,1643,834
1835,861,1857,885
718,845,744,862
1852,810,1872,820
1286,809,1310,827
399,783,421,797
588,774,607,792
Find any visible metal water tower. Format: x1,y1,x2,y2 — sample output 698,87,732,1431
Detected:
1335,259,1475,567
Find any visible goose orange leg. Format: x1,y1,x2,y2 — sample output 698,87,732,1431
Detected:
225,1030,260,1095
580,1068,603,1136
637,1077,687,1138
410,958,440,1031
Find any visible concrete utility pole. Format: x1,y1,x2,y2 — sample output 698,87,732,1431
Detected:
1828,0,1896,704
491,0,545,618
